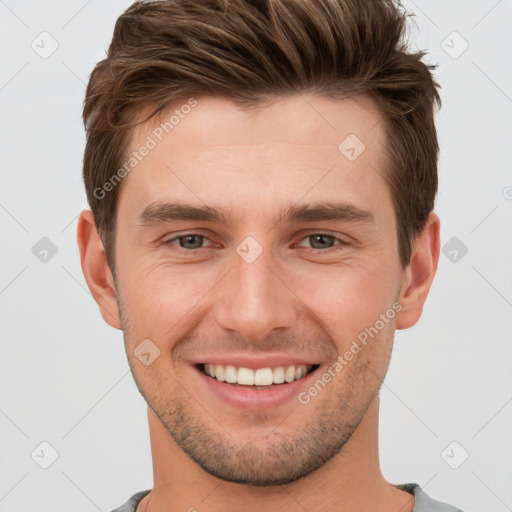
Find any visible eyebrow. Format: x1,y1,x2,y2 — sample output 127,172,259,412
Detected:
137,200,375,227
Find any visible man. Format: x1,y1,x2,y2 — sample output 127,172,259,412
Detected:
77,0,465,511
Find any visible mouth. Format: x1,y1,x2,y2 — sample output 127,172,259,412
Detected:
196,363,321,390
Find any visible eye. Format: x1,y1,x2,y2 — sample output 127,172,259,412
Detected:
164,234,213,251
296,232,348,252
163,232,349,254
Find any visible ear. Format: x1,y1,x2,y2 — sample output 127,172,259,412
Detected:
395,212,441,330
77,209,122,329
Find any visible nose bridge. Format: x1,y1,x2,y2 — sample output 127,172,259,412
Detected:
213,238,297,340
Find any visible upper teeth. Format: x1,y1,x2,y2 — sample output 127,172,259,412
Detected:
203,364,313,385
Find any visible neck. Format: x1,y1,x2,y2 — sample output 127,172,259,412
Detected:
138,396,414,512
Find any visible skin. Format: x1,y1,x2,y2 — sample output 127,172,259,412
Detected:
78,94,440,512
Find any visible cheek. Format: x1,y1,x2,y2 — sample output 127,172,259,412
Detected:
292,261,399,343
118,257,222,333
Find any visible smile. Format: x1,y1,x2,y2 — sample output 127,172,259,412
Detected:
199,363,319,388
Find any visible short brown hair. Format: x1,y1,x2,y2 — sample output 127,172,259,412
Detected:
82,0,441,270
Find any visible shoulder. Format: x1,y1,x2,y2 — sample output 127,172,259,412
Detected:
109,490,151,512
395,483,465,512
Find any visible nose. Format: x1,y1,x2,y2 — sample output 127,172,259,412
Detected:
213,243,299,342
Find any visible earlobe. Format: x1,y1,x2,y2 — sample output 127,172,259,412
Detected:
395,212,441,330
76,209,122,330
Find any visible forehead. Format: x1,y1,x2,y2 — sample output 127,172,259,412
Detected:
132,93,384,150
118,94,391,224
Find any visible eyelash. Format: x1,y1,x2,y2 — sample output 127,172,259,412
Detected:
163,232,349,254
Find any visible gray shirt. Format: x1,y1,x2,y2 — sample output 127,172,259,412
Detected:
110,483,465,511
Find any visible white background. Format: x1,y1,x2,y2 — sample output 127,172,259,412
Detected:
0,1,511,511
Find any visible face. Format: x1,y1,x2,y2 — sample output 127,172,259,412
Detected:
111,94,404,485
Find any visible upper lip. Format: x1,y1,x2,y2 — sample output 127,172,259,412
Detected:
192,354,319,370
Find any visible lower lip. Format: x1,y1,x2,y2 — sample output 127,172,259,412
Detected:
194,365,320,411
